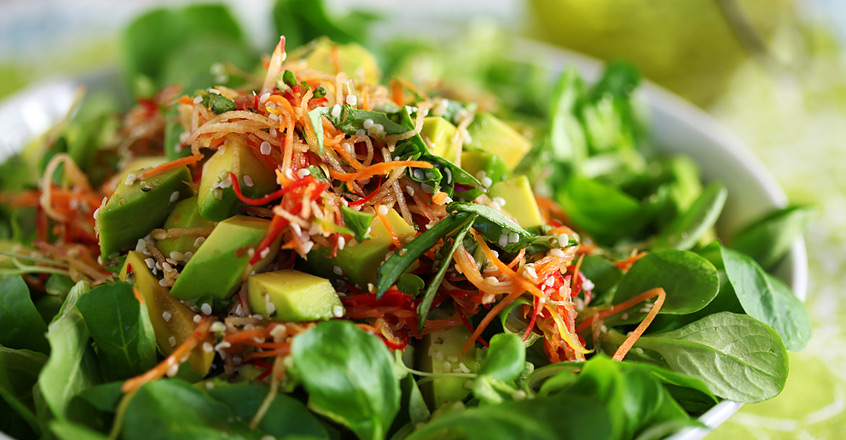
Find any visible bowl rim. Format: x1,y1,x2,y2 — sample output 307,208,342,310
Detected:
0,46,808,440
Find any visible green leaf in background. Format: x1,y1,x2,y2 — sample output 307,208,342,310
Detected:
122,379,257,440
634,312,789,402
50,420,110,440
79,382,124,413
578,254,623,302
291,320,400,440
612,249,720,317
396,273,424,297
653,181,727,250
557,177,641,244
721,246,812,351
340,204,374,243
122,4,254,96
77,282,157,381
405,395,611,440
208,382,329,439
478,333,526,383
0,346,47,436
271,0,376,50
36,281,104,425
731,205,816,270
0,275,49,353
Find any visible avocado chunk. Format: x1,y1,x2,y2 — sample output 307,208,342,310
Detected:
421,117,457,160
488,175,544,228
465,113,531,171
120,251,213,376
198,138,277,222
416,325,479,408
305,208,415,286
248,269,343,322
290,37,381,84
97,165,192,259
108,156,167,192
459,150,509,186
156,196,216,259
170,215,279,301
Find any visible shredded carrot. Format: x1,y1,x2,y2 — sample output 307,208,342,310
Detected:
137,154,202,180
389,79,404,107
176,96,195,105
613,251,647,271
507,248,526,269
571,254,584,291
331,160,433,182
375,205,402,248
122,318,213,393
612,288,666,361
576,287,665,333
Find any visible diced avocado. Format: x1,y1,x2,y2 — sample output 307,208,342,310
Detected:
421,117,457,160
120,251,213,376
305,208,415,286
291,37,381,84
170,215,279,300
110,156,167,191
248,269,343,322
156,196,216,259
489,175,544,228
198,138,276,222
459,150,509,185
416,325,479,408
98,165,192,259
465,113,531,171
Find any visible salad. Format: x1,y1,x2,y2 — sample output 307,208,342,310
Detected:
0,2,814,440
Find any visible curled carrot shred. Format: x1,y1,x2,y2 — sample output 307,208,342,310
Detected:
137,154,203,180
612,288,666,361
331,160,433,182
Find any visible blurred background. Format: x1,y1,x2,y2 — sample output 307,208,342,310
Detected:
2,0,844,438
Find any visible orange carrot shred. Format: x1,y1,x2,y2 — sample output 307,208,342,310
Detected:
331,160,433,182
612,288,666,361
375,205,402,248
137,154,203,180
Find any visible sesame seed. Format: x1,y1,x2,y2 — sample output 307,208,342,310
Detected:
169,251,184,261
124,174,137,186
259,247,270,259
135,238,147,252
243,175,254,187
169,191,180,203
363,118,374,129
508,232,520,244
550,248,565,258
201,303,212,315
192,96,203,104
476,170,487,180
260,141,271,155
493,197,506,207
332,305,344,317
481,177,493,188
333,266,343,275
202,342,214,353
296,168,311,178
269,128,277,137
557,233,571,247
345,95,357,106
194,236,206,248
144,258,155,269
583,279,596,291
377,205,389,216
485,276,499,285
330,104,342,118
208,88,220,95
210,322,226,332
268,113,279,121
265,300,276,316
162,262,173,272
168,336,177,347
337,236,346,250
193,314,202,323
215,341,232,352
162,311,172,322
270,325,287,340
498,233,509,248
406,185,415,196
447,355,459,362
167,364,179,377
259,92,270,103
158,279,168,287
302,241,314,254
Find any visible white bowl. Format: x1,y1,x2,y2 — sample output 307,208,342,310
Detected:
0,44,807,439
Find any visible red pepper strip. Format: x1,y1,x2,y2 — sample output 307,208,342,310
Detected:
456,305,489,348
523,295,542,342
249,215,288,265
230,172,316,206
347,176,383,207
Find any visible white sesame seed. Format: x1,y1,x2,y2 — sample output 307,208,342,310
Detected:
406,185,415,196
296,168,311,178
259,92,270,103
208,88,220,95
475,170,486,180
210,322,226,332
260,141,271,155
215,341,231,351
269,128,277,137
135,238,147,252
550,248,565,258
242,175,254,188
583,279,596,291
194,236,206,248
169,251,184,261
302,241,314,254
557,233,571,247
330,104,341,119
345,95,358,106
266,300,276,316
493,197,506,207
201,303,212,315
144,258,155,269
270,325,287,341
498,233,509,248
162,262,173,272
169,191,180,203
259,247,270,259
482,177,493,188
362,118,374,129
124,174,137,186
377,205,389,216
162,311,172,321
158,279,168,287
337,235,346,250
168,336,177,347
268,113,279,121
333,266,343,275
202,342,214,353
485,276,499,285
508,232,520,244
523,265,538,282
192,96,203,104
332,305,344,317
154,230,168,240
166,364,179,377
193,314,202,323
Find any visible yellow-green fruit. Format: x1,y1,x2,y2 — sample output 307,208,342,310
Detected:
248,270,343,322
